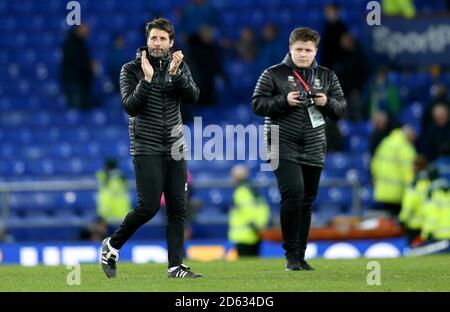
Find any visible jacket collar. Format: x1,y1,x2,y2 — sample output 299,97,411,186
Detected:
136,46,171,65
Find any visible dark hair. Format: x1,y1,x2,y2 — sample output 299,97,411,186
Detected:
326,2,340,11
104,158,117,171
145,17,175,40
289,27,320,46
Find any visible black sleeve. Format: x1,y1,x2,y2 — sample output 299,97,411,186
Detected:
119,63,152,117
252,69,290,117
170,62,200,104
321,71,347,120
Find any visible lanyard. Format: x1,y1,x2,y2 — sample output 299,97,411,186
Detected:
292,69,313,91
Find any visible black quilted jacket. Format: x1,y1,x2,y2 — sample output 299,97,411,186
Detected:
252,53,346,167
120,47,199,157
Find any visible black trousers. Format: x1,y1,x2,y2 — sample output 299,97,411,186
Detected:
109,155,187,268
273,159,322,261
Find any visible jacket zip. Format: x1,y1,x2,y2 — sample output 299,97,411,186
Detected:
160,59,167,153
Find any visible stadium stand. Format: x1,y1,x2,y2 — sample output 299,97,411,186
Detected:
0,0,448,241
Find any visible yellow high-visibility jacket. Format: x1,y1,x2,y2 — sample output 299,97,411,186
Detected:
400,171,431,229
97,169,131,223
421,180,450,240
228,184,270,245
371,129,416,205
382,0,416,18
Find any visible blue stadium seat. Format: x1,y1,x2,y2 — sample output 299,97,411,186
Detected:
0,142,16,160
400,102,424,135
0,18,16,33
321,168,347,181
345,168,371,185
9,192,54,211
61,191,97,210
325,153,354,170
52,209,84,224
316,187,353,210
349,135,369,153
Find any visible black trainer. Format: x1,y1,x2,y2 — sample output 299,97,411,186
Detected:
168,264,202,278
285,258,301,271
101,237,119,278
299,260,314,271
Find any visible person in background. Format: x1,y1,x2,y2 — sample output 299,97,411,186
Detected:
333,32,369,121
365,67,401,123
186,25,225,108
96,159,131,223
432,144,450,182
228,165,270,257
321,3,348,70
235,27,258,62
79,217,109,242
0,222,15,244
371,125,417,216
422,82,449,132
61,24,95,110
178,0,218,45
419,145,450,242
256,23,285,75
420,178,450,242
369,110,392,156
422,104,450,162
400,155,431,246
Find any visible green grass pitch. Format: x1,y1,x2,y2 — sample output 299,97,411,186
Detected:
1,255,449,292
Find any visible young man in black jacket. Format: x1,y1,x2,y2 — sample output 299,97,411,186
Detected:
252,27,346,271
101,18,202,278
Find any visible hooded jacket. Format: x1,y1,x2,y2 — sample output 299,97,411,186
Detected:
119,47,199,157
252,53,346,167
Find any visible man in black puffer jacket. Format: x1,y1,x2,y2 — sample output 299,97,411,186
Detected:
101,18,202,279
252,27,346,271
